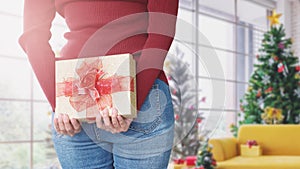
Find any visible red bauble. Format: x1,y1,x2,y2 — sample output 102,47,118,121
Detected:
212,159,217,166
256,90,261,97
296,66,300,72
175,114,180,121
265,87,273,93
172,89,177,95
273,56,279,61
278,66,284,73
196,117,202,123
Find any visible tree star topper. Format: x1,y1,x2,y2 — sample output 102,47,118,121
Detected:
268,10,282,26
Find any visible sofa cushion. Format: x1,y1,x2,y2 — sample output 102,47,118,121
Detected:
238,125,300,155
209,138,237,161
217,156,300,169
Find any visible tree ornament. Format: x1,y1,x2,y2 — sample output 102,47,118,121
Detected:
247,86,253,92
267,9,282,26
262,75,270,85
172,89,177,95
280,87,285,97
204,156,211,162
283,63,289,77
268,58,274,66
240,104,244,111
175,114,180,121
261,107,284,124
295,73,300,80
265,87,273,94
295,66,300,72
294,88,300,98
197,117,202,124
283,48,291,56
256,54,260,59
256,90,262,98
273,55,279,61
257,97,264,109
270,35,275,45
278,42,285,50
241,99,248,106
277,62,284,73
286,110,291,122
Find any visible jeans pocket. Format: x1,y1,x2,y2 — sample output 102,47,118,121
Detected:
128,83,162,134
128,116,162,134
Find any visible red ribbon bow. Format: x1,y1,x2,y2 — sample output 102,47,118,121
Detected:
56,58,134,120
246,140,258,148
173,158,185,164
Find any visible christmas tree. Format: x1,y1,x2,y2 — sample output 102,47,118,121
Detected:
165,47,205,160
194,139,216,169
239,10,300,127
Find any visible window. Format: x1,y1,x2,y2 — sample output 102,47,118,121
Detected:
0,1,66,168
291,0,300,57
168,0,272,138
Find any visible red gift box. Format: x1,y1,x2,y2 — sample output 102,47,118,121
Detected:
186,156,197,166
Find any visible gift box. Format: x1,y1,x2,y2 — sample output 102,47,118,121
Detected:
173,158,186,169
240,145,262,157
55,53,136,121
173,164,186,169
186,156,197,166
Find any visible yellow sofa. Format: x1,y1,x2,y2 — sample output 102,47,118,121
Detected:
209,125,300,169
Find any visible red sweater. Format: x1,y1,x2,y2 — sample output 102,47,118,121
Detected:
19,0,178,111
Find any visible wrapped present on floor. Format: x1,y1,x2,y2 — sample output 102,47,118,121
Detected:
186,156,197,167
55,53,136,122
173,158,186,169
172,156,198,169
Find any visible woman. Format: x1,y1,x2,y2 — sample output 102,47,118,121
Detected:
19,0,178,168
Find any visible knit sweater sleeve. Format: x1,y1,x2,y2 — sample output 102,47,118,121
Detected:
136,0,179,110
19,0,56,110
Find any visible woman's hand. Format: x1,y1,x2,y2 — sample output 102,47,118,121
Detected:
96,108,133,134
54,113,81,137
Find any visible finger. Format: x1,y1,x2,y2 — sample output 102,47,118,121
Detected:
71,118,81,133
117,115,126,129
53,117,60,132
111,108,120,128
63,114,74,136
102,108,113,129
58,114,66,134
96,112,105,129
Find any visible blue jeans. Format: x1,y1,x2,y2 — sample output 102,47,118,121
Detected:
52,79,174,169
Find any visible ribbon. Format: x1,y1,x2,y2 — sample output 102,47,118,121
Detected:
173,158,185,164
246,140,258,148
56,57,134,120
